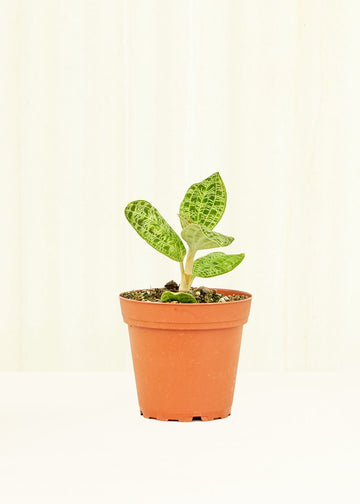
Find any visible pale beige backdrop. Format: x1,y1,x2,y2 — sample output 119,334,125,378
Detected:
1,0,359,371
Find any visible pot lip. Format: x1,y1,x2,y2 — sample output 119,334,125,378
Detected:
119,288,252,306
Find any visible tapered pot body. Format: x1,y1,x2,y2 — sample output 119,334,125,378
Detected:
119,289,252,422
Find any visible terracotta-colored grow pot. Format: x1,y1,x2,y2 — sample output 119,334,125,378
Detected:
119,288,252,422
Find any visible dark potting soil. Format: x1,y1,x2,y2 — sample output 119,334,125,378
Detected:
120,280,249,304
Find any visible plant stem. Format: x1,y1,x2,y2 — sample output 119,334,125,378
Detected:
179,249,196,291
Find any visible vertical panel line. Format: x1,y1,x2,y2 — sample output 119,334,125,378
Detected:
184,0,199,178
17,0,23,371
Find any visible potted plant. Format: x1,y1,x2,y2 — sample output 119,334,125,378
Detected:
119,172,252,421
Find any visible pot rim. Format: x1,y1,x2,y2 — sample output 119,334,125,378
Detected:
119,288,252,306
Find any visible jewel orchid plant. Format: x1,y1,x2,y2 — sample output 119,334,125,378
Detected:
124,172,245,300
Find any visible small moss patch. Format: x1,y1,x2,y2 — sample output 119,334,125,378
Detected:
121,281,249,304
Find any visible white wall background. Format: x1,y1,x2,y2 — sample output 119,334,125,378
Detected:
1,0,359,371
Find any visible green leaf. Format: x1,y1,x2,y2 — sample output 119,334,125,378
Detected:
179,172,227,230
181,223,234,251
161,291,197,303
193,252,245,278
125,200,186,262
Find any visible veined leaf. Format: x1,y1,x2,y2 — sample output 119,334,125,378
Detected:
193,252,245,278
181,223,234,251
161,291,197,303
125,200,186,262
179,172,227,230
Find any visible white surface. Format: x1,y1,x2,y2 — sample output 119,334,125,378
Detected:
0,372,359,503
1,1,360,372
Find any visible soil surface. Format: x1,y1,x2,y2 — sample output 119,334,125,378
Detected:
121,281,249,304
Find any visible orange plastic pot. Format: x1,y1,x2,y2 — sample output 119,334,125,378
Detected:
119,288,252,422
